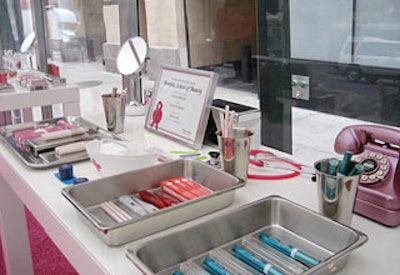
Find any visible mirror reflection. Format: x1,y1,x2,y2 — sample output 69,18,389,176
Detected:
117,36,148,76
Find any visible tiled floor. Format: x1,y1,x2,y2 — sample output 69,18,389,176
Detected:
59,61,369,167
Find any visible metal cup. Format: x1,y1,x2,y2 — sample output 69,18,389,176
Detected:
314,158,363,225
217,128,253,181
102,93,126,134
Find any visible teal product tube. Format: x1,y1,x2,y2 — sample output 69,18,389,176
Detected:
326,158,340,199
339,151,353,175
202,257,233,275
232,245,284,275
348,163,364,176
328,158,339,175
209,249,261,275
258,233,321,268
242,236,307,274
172,271,184,275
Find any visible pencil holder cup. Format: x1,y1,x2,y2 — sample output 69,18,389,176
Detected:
217,128,253,181
102,93,126,134
314,158,363,226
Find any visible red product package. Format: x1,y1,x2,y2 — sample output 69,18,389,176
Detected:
138,190,167,209
161,180,196,201
160,177,213,202
176,177,213,197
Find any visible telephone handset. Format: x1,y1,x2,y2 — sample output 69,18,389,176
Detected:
334,125,400,226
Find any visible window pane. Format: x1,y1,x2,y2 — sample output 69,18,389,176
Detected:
289,0,353,62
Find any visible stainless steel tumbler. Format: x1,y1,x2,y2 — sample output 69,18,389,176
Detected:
314,158,363,225
102,93,126,134
217,128,253,181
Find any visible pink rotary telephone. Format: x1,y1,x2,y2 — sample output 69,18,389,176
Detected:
334,125,400,226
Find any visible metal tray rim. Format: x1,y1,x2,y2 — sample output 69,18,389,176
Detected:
125,195,368,275
62,159,246,245
62,169,245,232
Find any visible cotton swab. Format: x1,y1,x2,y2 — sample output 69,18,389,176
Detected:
227,110,236,137
219,112,226,137
224,105,230,137
219,105,237,138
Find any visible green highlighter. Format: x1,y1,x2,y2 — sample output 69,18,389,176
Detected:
339,151,353,176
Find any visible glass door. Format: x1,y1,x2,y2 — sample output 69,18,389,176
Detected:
257,0,400,153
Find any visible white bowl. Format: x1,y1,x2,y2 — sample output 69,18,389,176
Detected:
85,139,158,177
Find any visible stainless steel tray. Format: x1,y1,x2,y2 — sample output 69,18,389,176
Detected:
126,196,368,274
62,159,245,246
0,116,124,168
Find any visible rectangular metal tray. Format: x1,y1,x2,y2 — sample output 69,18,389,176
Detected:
0,116,123,168
126,196,367,274
62,159,245,246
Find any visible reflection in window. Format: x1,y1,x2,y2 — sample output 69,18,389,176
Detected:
289,0,400,70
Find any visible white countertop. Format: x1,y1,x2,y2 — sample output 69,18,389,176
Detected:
0,114,399,274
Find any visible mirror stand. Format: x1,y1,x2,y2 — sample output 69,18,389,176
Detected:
125,73,146,116
20,32,37,70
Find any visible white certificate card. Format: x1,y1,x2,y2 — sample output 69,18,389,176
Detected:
145,65,218,149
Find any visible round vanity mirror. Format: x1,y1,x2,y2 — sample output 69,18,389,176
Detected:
116,36,149,116
20,32,36,53
117,36,148,76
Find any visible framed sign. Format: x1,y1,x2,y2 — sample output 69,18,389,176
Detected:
145,65,218,149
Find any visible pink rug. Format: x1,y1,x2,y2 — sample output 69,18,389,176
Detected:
0,208,78,275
